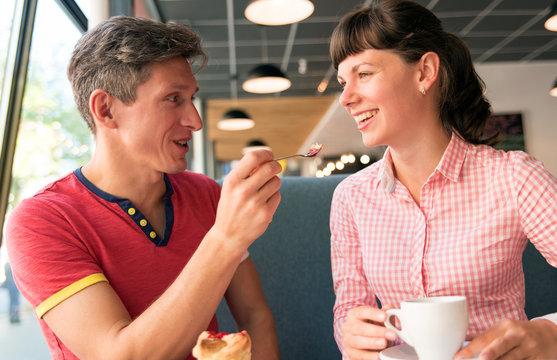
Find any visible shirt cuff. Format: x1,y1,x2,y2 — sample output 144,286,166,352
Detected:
533,312,557,325
240,250,250,262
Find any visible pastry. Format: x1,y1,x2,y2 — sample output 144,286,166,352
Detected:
192,330,251,360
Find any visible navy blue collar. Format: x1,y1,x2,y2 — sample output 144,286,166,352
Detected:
74,168,175,246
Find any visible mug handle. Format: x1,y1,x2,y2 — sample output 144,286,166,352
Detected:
385,308,412,346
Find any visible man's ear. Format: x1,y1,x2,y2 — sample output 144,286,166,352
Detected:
89,89,117,129
417,51,440,93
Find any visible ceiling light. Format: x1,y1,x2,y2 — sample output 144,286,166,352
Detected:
242,64,291,94
218,109,255,131
545,2,557,31
551,78,557,97
317,79,328,93
242,139,271,155
245,0,314,26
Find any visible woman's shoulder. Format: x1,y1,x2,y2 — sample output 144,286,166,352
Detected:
470,144,544,170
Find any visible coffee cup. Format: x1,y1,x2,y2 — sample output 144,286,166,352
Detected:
384,296,468,360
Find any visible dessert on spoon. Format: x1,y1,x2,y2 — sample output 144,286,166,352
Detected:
274,143,323,161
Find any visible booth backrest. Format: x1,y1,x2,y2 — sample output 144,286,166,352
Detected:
217,175,345,360
216,175,557,359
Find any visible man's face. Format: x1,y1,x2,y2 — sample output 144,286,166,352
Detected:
110,57,202,174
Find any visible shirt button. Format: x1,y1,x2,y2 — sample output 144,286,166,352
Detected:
128,208,136,215
140,219,147,227
149,231,157,239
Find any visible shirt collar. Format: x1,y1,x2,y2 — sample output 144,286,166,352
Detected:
378,132,468,193
436,132,468,182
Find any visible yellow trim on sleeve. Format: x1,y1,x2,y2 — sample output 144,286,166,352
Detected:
35,273,108,319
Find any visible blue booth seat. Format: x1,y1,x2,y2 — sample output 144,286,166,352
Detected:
216,174,557,359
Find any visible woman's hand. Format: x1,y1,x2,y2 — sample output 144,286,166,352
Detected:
341,305,397,360
455,318,557,360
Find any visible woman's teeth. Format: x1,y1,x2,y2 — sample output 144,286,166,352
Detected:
354,111,377,123
175,140,188,147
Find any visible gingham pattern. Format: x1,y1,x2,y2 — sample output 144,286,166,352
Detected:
330,134,557,356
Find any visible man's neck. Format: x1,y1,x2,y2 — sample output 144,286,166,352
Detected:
82,150,167,209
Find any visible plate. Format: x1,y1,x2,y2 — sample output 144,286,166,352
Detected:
379,343,479,360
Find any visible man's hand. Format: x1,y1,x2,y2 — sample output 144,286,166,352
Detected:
214,149,282,249
455,318,557,360
341,305,397,360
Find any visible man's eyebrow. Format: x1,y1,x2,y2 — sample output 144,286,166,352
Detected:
165,84,199,94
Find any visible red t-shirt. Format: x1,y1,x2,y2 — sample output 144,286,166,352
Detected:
6,169,221,359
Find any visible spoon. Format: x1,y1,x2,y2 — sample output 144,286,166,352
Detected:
274,143,323,161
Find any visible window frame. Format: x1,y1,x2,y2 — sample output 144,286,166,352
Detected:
0,0,87,246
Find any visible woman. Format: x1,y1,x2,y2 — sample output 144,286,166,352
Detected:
329,1,557,359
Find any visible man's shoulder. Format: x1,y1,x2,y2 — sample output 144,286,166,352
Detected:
168,171,219,189
9,171,87,221
167,171,221,202
19,171,83,206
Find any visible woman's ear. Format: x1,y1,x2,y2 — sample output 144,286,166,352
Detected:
89,89,117,129
417,51,440,93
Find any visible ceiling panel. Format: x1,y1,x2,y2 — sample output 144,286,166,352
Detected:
153,0,556,101
205,96,336,161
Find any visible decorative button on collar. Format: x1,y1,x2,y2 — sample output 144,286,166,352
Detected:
128,208,136,215
149,231,157,239
140,219,147,227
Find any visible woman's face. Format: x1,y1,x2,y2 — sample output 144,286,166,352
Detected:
337,48,425,148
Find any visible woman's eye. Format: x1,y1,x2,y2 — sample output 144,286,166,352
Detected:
359,72,371,79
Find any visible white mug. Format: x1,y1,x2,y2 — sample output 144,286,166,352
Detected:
385,296,468,360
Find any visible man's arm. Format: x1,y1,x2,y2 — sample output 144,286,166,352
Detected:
42,150,282,360
225,258,280,360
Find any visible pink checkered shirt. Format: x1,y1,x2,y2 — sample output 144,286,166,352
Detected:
330,134,557,356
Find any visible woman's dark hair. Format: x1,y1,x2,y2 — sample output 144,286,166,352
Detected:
330,0,496,145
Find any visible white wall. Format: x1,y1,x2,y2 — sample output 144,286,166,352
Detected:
475,61,557,176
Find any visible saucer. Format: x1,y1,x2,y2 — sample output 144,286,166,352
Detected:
379,344,417,360
379,343,479,360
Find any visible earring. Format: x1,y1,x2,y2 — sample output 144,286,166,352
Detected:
419,86,426,95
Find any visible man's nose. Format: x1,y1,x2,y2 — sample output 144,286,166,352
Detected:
182,105,203,131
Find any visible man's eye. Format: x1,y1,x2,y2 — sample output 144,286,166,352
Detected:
359,72,371,78
168,96,178,102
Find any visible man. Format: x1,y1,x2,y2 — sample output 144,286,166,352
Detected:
6,16,282,360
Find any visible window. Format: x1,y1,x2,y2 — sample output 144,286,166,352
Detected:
1,1,89,357
0,0,17,141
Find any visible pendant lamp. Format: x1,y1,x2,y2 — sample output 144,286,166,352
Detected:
245,0,314,26
218,109,255,131
550,78,557,98
545,1,557,31
242,139,271,155
242,64,291,94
